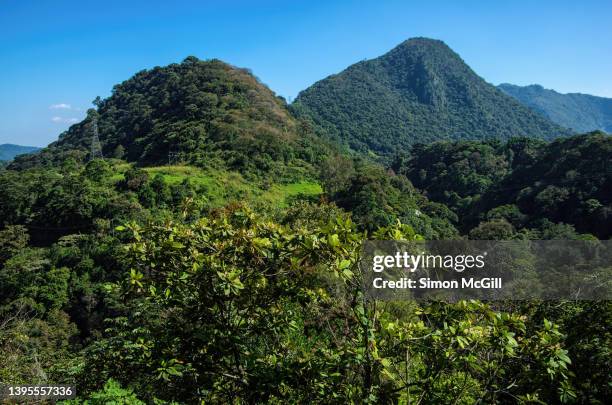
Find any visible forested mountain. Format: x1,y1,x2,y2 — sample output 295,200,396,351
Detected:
3,56,463,243
393,131,612,238
10,57,332,181
499,83,612,133
292,38,570,157
1,48,611,403
0,144,40,161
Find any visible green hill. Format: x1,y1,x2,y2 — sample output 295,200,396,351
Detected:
10,57,332,181
498,83,612,133
392,132,612,238
292,38,570,157
0,144,40,161
2,49,611,405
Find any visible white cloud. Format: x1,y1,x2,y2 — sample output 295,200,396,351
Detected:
49,103,72,110
51,116,78,124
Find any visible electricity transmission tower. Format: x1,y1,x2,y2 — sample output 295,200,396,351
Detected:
90,116,104,161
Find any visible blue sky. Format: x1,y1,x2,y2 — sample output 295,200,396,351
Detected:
1,0,611,147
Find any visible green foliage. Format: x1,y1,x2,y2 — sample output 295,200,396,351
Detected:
112,145,125,159
486,132,612,238
80,206,370,402
293,38,569,157
0,158,326,247
394,133,612,238
393,139,513,220
1,247,64,313
61,379,145,404
0,47,609,405
83,160,112,182
499,83,612,133
11,57,334,181
468,219,515,240
378,301,574,403
0,166,141,244
0,307,79,385
0,225,29,266
322,157,459,239
51,207,586,403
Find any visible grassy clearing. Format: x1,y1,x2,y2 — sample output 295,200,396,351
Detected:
110,163,322,207
261,181,322,207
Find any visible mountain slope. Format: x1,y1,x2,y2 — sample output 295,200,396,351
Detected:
0,144,40,161
293,38,570,156
11,57,332,180
392,131,612,238
498,83,612,133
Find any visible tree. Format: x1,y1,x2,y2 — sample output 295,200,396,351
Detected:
0,225,29,266
112,145,125,159
319,155,355,195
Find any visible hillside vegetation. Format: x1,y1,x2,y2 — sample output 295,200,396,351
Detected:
1,49,610,403
393,132,612,238
10,57,332,182
499,83,612,133
293,38,570,157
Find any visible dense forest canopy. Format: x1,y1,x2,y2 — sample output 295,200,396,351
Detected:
10,57,332,182
1,43,611,403
293,38,570,157
392,132,612,239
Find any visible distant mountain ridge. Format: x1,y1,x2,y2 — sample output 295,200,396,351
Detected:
498,83,612,133
292,38,570,157
11,41,582,172
0,144,40,161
